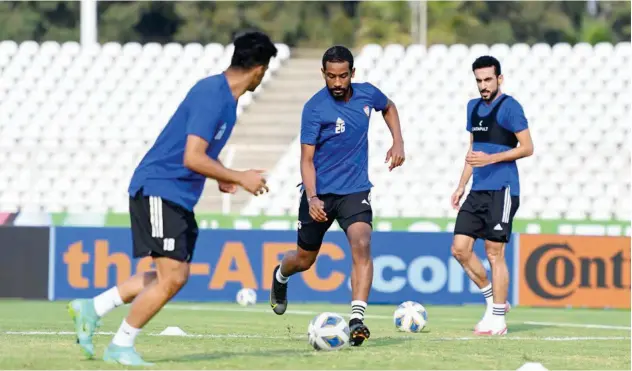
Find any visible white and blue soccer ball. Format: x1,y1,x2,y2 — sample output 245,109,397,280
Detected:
235,288,257,306
393,301,428,333
307,312,350,351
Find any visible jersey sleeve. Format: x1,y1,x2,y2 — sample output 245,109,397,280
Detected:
300,104,320,145
185,91,222,143
466,99,476,132
501,98,529,133
369,83,389,111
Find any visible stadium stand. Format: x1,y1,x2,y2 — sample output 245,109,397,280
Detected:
0,40,291,213
243,42,631,222
0,41,629,222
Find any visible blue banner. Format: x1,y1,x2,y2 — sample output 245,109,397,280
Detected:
52,227,515,305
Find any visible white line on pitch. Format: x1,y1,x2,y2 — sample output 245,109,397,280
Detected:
524,321,631,330
2,331,290,339
3,331,629,342
165,304,630,330
433,336,630,341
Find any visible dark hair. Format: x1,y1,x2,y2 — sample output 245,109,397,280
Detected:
472,56,501,76
322,45,354,70
230,31,278,69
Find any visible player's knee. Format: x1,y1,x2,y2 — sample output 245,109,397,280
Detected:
161,269,189,295
451,243,471,263
296,250,317,272
485,244,505,264
350,237,371,262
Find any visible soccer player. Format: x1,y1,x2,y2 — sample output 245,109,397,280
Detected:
67,31,278,365
450,56,534,335
269,46,405,346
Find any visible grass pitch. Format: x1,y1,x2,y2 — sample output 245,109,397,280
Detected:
0,300,629,370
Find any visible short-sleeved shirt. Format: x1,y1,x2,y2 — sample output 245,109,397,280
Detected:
300,82,389,195
466,94,528,196
128,73,237,211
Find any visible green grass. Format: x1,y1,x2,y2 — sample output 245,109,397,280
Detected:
0,300,629,370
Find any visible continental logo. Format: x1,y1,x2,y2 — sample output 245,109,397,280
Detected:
519,235,631,309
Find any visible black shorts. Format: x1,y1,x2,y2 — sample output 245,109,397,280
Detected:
453,187,519,243
129,190,199,263
297,190,373,251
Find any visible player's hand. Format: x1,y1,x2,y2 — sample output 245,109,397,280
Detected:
308,196,327,222
466,151,493,168
451,186,465,210
385,141,405,171
238,170,269,196
218,181,238,194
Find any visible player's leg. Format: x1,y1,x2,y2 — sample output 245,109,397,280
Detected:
475,188,519,336
270,193,333,315
452,192,496,329
102,196,198,365
68,193,160,358
336,190,373,346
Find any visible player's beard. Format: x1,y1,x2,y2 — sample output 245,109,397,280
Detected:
328,86,349,100
481,88,498,102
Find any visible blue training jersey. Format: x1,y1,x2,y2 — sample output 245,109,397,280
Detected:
466,94,528,196
128,73,237,211
301,82,389,195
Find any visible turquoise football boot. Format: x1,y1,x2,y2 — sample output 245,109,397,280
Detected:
67,299,101,358
103,343,154,366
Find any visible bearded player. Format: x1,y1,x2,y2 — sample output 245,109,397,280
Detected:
451,56,534,335
269,45,405,346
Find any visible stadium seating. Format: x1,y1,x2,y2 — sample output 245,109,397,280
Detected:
0,40,291,213
242,42,631,221
0,40,629,221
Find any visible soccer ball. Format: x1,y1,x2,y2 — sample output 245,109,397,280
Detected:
393,301,428,333
235,288,257,306
307,312,350,351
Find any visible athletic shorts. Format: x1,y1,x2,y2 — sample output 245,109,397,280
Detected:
129,189,199,263
453,187,519,243
297,190,373,251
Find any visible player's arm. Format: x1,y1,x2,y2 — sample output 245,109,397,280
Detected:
489,129,534,163
300,144,318,200
381,99,404,145
183,96,267,195
452,134,473,210
300,105,328,222
372,84,405,171
183,135,243,184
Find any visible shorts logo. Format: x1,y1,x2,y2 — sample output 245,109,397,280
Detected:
363,106,370,116
297,221,302,230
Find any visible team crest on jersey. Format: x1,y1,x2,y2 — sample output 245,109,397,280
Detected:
363,105,370,116
214,122,227,140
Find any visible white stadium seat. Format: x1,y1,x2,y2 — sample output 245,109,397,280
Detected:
0,40,628,220
240,42,630,221
0,41,292,212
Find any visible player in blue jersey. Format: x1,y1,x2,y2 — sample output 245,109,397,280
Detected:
269,46,405,346
67,31,278,365
450,56,534,336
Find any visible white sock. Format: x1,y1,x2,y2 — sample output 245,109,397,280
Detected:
350,300,367,321
276,266,289,284
112,319,141,348
93,287,124,317
481,283,493,306
492,303,506,325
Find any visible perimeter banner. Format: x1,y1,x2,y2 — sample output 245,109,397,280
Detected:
52,227,516,305
518,234,631,309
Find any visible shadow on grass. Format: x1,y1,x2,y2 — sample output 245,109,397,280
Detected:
153,348,313,363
